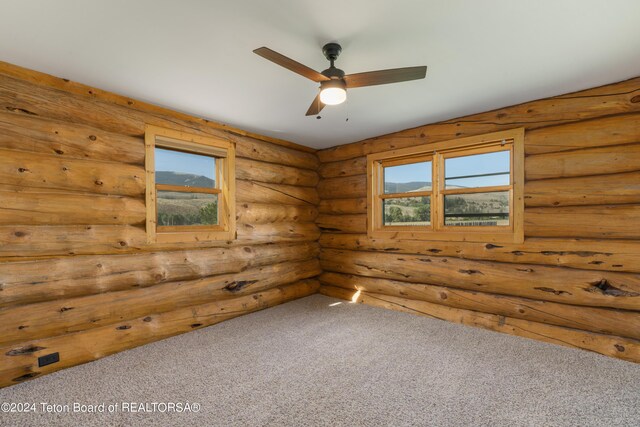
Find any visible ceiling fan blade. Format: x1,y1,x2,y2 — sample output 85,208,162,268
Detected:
254,47,330,82
305,93,325,116
344,66,427,88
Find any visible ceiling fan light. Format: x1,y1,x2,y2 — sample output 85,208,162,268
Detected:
319,79,347,105
320,87,347,105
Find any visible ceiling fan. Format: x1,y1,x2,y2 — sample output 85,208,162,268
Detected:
253,43,427,116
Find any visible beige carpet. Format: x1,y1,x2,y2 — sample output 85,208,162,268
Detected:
1,294,639,427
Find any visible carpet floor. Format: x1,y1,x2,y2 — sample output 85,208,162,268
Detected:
1,294,639,427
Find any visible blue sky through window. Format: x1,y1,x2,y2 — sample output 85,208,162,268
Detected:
155,148,215,180
445,150,510,188
384,161,431,184
383,150,510,188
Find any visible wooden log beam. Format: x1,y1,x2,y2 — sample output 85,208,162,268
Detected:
0,186,145,225
526,143,640,181
319,285,640,364
236,157,319,187
236,222,320,242
0,279,320,389
236,203,317,224
0,111,145,165
316,214,367,234
525,205,640,239
0,147,145,197
318,175,366,200
317,77,640,163
525,171,640,207
319,198,368,215
0,242,319,307
319,156,367,179
320,272,640,340
320,248,640,310
237,180,319,206
0,223,322,259
0,259,321,347
318,233,640,273
525,113,640,155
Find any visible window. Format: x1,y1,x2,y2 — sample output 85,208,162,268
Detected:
145,125,236,243
367,128,524,243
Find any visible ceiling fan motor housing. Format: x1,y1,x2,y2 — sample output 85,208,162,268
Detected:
321,43,346,79
322,43,342,61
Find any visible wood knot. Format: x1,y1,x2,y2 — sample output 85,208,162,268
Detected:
6,106,37,115
485,244,503,249
94,180,103,186
439,292,448,300
243,247,252,253
116,325,131,330
59,306,74,313
6,345,46,356
190,323,203,328
458,269,482,275
17,167,29,173
14,231,26,237
589,279,640,297
143,317,152,322
534,287,571,296
118,241,127,247
224,280,258,292
89,135,97,141
54,149,64,155
631,95,640,103
615,344,625,352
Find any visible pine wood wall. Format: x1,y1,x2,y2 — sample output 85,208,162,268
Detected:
317,77,640,363
0,62,321,388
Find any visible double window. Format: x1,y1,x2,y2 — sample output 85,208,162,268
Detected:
368,129,524,243
145,125,236,243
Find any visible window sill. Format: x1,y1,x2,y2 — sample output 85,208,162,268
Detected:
151,230,236,244
368,228,524,244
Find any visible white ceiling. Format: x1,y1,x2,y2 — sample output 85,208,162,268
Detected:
1,1,639,149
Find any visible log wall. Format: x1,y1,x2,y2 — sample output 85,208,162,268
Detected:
317,76,640,363
0,62,321,388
